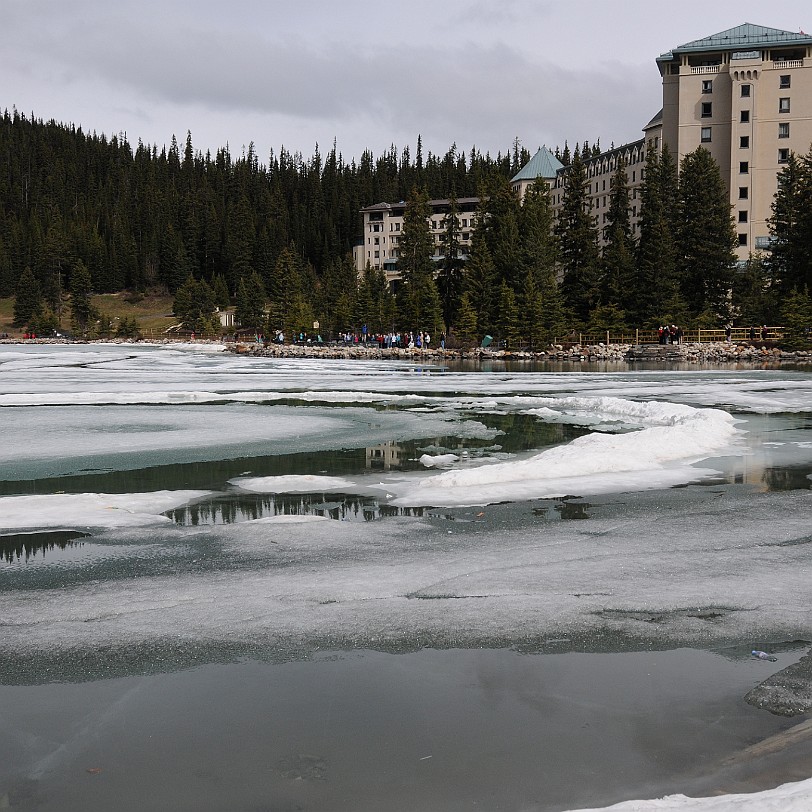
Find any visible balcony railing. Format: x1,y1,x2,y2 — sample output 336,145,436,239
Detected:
772,59,804,68
690,65,722,74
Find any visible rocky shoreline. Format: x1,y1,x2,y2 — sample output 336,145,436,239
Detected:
227,340,812,365
3,337,810,364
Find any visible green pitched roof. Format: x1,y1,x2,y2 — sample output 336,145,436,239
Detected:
658,23,812,61
511,146,564,183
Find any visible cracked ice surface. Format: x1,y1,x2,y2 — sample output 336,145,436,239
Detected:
1,345,810,672
2,488,810,676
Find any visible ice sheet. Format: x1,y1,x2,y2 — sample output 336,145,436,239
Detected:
231,475,358,493
0,491,209,531
385,397,741,506
569,775,812,810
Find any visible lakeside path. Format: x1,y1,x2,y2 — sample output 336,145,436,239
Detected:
2,337,811,365
227,340,812,365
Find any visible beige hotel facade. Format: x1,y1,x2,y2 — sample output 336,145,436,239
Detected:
355,23,812,277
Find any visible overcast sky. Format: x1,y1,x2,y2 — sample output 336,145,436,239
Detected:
4,0,811,164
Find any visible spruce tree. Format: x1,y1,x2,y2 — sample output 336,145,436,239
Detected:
519,181,557,285
212,274,231,309
554,151,600,323
13,266,42,328
600,157,633,321
677,147,737,320
235,270,266,332
69,260,97,336
779,287,812,350
437,193,464,329
173,275,217,333
522,272,545,350
538,268,568,345
767,148,812,295
462,217,497,334
732,254,777,327
633,147,680,326
396,187,442,332
496,282,521,348
454,291,479,345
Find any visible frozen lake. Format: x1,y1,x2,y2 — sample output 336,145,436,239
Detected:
1,343,811,810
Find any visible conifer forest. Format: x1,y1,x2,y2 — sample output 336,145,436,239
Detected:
1,110,811,345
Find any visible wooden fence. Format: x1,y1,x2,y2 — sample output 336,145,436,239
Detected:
565,327,784,346
131,327,787,346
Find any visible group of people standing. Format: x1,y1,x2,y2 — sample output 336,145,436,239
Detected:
657,325,683,344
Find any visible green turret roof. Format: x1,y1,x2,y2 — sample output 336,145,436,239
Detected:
511,146,564,183
657,23,812,62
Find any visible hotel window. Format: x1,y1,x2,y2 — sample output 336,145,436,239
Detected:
395,222,400,231
778,148,790,164
374,237,379,245
701,102,712,117
779,74,791,88
738,234,748,247
779,122,790,138
739,187,749,199
779,97,791,113
701,127,712,143
741,84,751,97
740,162,749,174
738,211,748,223
740,110,750,123
740,135,750,149
702,79,713,93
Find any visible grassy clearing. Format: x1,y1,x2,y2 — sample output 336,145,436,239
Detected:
91,291,178,334
0,291,178,337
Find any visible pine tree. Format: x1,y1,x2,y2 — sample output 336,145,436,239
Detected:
522,272,545,350
356,266,395,334
462,217,497,334
454,291,479,345
13,266,42,328
767,147,812,295
554,151,601,323
779,287,812,350
173,275,217,333
69,260,97,336
479,178,522,290
496,282,520,348
235,270,266,332
438,193,465,328
212,274,231,309
633,147,680,326
538,268,568,345
396,187,442,331
600,157,633,322
519,181,556,285
677,147,737,320
731,254,777,327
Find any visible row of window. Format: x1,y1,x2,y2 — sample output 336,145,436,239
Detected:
701,75,791,94
700,123,791,143
368,217,474,233
701,98,790,118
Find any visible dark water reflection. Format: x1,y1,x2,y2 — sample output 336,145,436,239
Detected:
0,531,90,564
0,415,583,496
166,493,458,525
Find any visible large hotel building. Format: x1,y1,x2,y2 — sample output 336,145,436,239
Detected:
354,23,812,277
